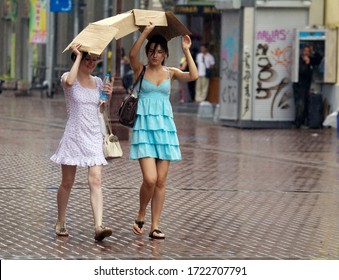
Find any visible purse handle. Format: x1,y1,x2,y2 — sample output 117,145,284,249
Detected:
103,105,113,135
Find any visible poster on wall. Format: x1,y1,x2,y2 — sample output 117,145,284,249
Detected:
219,11,240,120
29,0,47,44
253,26,295,121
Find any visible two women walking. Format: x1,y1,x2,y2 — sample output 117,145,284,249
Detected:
50,23,198,241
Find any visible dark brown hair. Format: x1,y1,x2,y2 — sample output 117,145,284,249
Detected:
71,51,88,62
145,35,169,65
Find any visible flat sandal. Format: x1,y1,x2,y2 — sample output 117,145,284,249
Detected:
55,221,69,236
95,225,112,241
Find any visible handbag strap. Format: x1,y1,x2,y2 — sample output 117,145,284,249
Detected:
103,104,113,135
131,65,146,97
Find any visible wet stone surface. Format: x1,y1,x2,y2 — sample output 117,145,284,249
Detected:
0,95,338,260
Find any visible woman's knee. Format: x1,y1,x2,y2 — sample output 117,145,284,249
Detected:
88,173,102,189
143,176,157,189
155,178,166,190
60,165,76,189
88,166,103,187
60,179,74,190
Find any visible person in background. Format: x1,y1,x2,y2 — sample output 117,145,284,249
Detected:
293,45,313,129
121,48,133,91
309,44,322,66
50,43,113,241
129,23,198,239
195,43,215,102
96,55,104,77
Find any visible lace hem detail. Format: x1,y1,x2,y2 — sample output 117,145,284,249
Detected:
50,155,107,167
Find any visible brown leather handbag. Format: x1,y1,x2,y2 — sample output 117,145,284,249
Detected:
118,65,146,128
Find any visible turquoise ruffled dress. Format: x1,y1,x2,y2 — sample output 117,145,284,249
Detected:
130,68,182,162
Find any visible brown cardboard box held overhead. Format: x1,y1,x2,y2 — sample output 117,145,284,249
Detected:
63,24,119,55
136,10,191,41
63,9,191,56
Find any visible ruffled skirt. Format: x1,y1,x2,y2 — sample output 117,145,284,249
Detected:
130,96,181,162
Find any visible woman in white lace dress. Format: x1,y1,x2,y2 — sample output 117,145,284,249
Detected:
50,44,113,241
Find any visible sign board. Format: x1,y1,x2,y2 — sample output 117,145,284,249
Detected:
174,5,220,15
50,0,72,13
29,0,47,44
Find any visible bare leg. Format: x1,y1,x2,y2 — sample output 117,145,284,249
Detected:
88,165,104,228
133,158,157,234
57,165,76,222
56,165,76,236
88,165,112,241
150,159,170,238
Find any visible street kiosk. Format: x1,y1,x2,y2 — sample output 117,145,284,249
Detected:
216,0,337,128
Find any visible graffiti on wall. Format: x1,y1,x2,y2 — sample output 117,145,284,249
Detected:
242,51,252,117
271,46,293,70
221,28,239,110
221,58,238,104
221,32,238,105
254,28,294,120
256,29,289,44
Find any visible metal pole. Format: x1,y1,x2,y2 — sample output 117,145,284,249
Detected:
133,0,140,42
115,0,122,78
111,0,117,75
46,1,55,97
109,0,130,140
102,0,109,75
74,0,79,36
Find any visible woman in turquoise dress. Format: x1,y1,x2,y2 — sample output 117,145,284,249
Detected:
129,22,198,239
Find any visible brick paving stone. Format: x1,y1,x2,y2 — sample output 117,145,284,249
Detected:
0,95,339,260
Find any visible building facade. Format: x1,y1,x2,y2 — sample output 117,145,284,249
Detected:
2,0,338,128
216,0,339,128
0,0,221,96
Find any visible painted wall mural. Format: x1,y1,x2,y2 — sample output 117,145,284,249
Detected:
219,12,240,120
221,32,238,105
253,28,295,121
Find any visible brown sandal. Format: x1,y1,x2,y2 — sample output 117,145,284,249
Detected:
95,225,112,241
55,221,69,237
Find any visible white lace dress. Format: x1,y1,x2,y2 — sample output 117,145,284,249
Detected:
50,73,107,167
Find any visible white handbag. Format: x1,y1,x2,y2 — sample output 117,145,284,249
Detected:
102,106,123,160
103,133,123,160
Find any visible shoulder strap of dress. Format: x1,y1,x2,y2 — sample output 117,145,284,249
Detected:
167,67,171,79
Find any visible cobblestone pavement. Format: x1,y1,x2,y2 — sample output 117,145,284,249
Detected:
0,94,339,260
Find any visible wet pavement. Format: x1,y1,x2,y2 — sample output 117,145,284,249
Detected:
0,92,339,260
